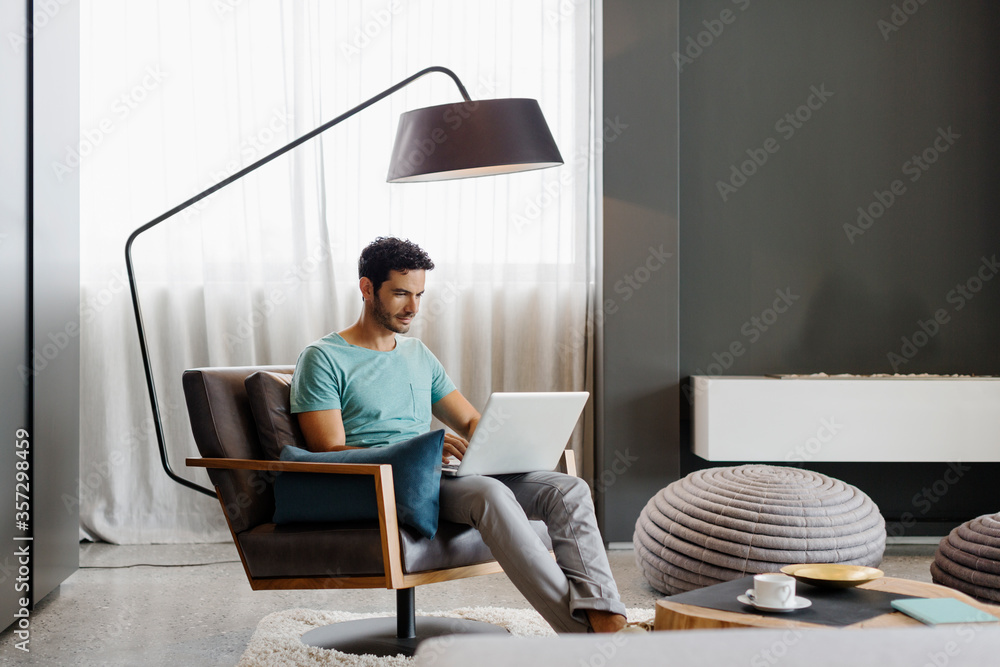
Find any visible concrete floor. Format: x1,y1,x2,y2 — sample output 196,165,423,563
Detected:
0,542,937,666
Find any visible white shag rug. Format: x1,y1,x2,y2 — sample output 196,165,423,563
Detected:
238,606,654,667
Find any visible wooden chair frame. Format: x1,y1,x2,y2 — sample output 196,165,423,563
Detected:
186,457,509,590
186,451,574,653
187,453,576,589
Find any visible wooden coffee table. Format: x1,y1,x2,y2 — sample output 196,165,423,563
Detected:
654,577,1000,631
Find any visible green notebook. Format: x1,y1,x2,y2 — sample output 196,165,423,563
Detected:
891,598,999,625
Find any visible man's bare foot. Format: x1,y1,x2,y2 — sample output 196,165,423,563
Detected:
586,610,627,633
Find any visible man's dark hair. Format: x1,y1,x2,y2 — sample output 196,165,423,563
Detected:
358,237,435,294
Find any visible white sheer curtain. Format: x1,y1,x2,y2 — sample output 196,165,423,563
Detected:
80,0,597,543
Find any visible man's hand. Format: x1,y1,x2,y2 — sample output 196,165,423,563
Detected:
433,391,480,465
442,432,469,464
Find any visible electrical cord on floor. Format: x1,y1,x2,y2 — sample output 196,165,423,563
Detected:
79,560,242,569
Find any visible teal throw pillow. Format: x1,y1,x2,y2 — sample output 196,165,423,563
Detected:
272,430,444,539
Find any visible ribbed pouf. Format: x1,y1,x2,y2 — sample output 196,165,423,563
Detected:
634,465,886,595
931,512,1000,603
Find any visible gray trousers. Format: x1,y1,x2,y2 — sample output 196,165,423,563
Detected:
438,471,626,633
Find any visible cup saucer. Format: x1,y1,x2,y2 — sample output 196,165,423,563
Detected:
737,593,812,613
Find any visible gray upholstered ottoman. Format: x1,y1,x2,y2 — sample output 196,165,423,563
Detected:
634,465,886,595
931,512,1000,603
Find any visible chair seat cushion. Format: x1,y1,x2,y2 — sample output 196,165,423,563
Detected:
238,519,553,579
399,518,553,573
272,431,445,538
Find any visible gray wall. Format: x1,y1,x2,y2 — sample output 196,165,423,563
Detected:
0,0,31,626
31,0,81,603
0,0,80,628
680,0,999,378
676,0,1000,533
600,0,680,543
601,0,1000,540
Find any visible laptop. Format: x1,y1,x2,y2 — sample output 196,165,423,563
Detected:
442,391,589,477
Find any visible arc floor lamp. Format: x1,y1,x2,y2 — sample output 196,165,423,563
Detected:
125,66,563,497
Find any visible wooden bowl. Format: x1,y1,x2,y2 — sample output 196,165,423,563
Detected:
780,564,885,589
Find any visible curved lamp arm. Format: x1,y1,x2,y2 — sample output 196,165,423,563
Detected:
124,66,473,497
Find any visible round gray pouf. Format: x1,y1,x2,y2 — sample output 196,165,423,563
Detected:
634,465,886,595
931,512,1000,603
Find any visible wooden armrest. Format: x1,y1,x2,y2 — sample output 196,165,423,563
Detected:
185,457,389,476
187,456,404,586
559,450,578,477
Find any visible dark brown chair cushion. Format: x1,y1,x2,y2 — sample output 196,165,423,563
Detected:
245,370,307,460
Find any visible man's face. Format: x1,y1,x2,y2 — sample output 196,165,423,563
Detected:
370,269,426,334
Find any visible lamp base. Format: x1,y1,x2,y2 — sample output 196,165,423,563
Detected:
300,616,509,656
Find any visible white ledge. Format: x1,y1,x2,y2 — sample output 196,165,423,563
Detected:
692,375,1000,462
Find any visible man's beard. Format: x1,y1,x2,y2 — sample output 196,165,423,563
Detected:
372,295,411,333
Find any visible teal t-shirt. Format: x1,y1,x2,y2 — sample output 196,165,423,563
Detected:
290,333,456,448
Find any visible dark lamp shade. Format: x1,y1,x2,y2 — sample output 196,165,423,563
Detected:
386,98,563,183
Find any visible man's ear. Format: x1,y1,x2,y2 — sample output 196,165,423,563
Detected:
360,277,374,301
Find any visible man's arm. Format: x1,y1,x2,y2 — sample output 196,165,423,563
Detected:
296,409,360,453
432,390,481,461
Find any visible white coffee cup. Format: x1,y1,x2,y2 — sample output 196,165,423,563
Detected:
746,573,796,608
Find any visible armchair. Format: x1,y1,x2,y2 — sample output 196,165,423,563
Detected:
182,365,567,656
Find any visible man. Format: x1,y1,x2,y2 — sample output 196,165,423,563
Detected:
290,237,628,633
